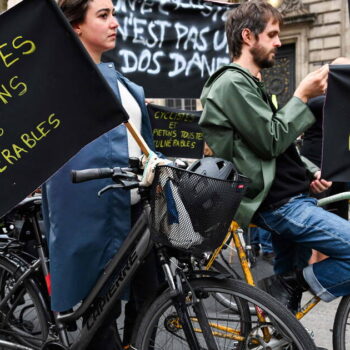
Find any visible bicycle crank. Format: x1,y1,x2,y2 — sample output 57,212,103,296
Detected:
246,324,293,350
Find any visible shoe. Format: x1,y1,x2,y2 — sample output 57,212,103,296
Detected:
258,272,308,314
262,252,275,265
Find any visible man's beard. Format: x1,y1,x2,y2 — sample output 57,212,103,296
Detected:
250,44,276,69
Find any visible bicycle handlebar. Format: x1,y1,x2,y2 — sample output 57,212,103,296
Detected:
71,168,114,183
317,191,350,207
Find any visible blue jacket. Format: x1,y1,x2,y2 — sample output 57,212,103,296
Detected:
42,62,155,311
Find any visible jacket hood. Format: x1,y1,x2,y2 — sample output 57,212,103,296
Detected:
201,63,256,103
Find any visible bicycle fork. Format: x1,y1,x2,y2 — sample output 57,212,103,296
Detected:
158,249,219,350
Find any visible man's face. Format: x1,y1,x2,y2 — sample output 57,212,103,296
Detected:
250,18,281,69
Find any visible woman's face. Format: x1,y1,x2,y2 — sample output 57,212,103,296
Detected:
73,0,118,63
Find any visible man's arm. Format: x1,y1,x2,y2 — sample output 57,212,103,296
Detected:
300,154,319,177
200,72,315,160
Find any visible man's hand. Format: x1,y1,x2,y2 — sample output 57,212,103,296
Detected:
204,142,214,156
294,64,329,103
310,170,332,194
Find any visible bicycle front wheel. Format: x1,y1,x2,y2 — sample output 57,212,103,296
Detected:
133,278,316,350
333,295,350,350
0,254,49,349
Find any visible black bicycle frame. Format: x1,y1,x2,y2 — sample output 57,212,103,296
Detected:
57,204,153,349
0,183,209,350
59,199,205,350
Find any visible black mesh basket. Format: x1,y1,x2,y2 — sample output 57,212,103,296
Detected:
149,165,249,255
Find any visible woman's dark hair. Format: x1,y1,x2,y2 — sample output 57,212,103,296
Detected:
225,0,283,60
58,0,93,26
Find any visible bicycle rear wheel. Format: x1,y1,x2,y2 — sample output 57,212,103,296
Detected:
333,295,350,350
133,277,316,350
0,254,49,349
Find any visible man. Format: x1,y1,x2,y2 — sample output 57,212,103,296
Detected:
199,0,350,324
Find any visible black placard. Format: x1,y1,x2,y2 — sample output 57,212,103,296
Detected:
322,65,350,181
148,104,203,158
103,0,238,98
0,0,128,217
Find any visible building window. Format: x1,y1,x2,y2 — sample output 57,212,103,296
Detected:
165,98,197,111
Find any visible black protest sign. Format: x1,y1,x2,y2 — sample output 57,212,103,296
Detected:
322,65,350,181
0,0,128,217
104,0,237,98
148,104,203,158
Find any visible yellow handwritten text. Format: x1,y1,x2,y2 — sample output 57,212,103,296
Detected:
172,139,196,149
0,76,27,104
0,36,36,69
155,138,197,149
153,129,177,138
0,113,61,173
154,139,172,148
154,111,195,123
180,131,203,140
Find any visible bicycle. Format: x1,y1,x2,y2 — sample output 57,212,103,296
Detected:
205,191,350,350
0,158,318,349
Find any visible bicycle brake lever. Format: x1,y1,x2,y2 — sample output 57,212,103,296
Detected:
98,184,121,197
98,181,139,197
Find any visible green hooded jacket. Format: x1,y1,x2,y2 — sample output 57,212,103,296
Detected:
199,63,316,228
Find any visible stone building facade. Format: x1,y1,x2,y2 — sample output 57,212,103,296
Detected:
280,0,350,84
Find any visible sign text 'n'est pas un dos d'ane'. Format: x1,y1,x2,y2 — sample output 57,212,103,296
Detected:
106,0,236,98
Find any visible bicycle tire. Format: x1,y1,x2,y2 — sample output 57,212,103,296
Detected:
133,277,316,350
333,295,350,350
0,254,49,349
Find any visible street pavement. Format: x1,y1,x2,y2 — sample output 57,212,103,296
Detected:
300,292,339,350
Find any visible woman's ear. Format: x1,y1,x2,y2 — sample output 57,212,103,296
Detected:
72,23,82,36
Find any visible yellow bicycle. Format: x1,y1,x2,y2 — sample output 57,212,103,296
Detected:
205,191,350,350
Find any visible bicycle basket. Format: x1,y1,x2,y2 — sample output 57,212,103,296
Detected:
149,165,249,255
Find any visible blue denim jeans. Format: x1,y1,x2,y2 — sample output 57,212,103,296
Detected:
251,227,274,254
254,194,350,302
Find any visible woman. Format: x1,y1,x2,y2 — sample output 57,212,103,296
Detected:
42,0,158,347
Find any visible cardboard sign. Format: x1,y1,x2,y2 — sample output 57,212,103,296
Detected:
103,0,238,98
148,104,203,158
322,65,350,181
0,0,128,217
